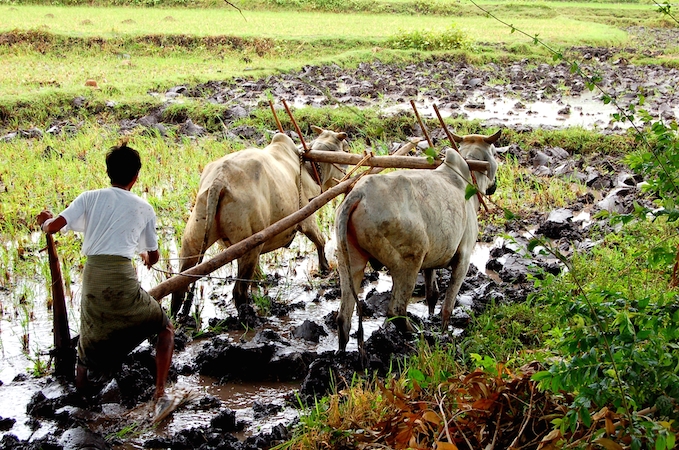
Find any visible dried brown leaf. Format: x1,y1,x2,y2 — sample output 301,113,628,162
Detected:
605,416,616,435
472,397,496,411
540,428,562,443
593,437,624,450
435,441,459,450
592,407,609,421
422,410,442,425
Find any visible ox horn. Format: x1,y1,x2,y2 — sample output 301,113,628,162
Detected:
483,129,502,144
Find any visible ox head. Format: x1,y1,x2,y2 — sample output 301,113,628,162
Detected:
309,125,349,191
453,130,501,196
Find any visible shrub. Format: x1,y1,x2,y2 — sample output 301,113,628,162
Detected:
386,23,468,51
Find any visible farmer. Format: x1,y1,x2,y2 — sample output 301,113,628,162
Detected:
37,141,174,402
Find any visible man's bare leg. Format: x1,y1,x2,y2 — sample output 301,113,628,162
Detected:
76,361,88,393
154,322,175,400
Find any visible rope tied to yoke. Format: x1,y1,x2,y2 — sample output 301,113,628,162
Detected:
150,264,275,285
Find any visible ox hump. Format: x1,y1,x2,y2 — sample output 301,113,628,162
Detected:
442,148,471,176
270,133,296,147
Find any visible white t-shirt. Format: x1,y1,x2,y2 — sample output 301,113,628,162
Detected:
60,187,158,259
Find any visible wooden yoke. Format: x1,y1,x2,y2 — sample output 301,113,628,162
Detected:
303,150,490,173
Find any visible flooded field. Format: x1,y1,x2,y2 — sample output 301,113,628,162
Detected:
0,232,481,448
1,209,518,445
0,50,670,449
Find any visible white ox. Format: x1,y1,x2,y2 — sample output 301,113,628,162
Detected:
171,126,349,317
334,130,501,351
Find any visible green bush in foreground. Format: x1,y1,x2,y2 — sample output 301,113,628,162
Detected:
530,217,679,449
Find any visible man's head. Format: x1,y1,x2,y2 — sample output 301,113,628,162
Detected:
106,143,142,186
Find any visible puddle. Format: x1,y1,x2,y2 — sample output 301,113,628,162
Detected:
384,90,629,130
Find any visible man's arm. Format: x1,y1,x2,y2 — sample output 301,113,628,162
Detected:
141,250,160,268
37,211,67,234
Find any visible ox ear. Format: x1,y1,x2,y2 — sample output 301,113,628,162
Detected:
337,132,348,141
483,130,502,145
451,133,463,143
311,125,323,135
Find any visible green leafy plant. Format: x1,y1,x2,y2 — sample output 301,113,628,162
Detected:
625,118,679,211
386,23,468,51
27,350,49,377
252,290,272,315
528,218,679,448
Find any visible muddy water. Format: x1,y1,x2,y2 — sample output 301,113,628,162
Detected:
0,230,493,448
385,89,628,130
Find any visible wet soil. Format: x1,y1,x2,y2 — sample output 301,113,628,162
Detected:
3,36,679,141
0,46,669,449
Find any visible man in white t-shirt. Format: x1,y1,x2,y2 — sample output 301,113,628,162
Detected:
37,142,174,402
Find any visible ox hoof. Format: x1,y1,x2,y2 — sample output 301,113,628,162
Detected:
388,316,414,335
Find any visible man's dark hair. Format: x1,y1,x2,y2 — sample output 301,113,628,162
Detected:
106,143,142,186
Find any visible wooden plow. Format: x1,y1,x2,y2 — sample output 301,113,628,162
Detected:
45,233,76,379
148,101,491,301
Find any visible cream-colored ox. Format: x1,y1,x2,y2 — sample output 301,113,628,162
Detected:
171,126,349,317
334,130,501,351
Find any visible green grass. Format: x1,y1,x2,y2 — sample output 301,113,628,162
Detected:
0,122,229,235
0,5,462,38
0,4,631,101
0,4,632,43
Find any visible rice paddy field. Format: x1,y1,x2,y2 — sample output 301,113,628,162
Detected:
1,0,679,449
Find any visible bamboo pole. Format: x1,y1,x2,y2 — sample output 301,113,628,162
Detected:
46,234,75,379
281,99,308,152
410,100,434,149
269,100,284,133
280,99,323,186
432,104,459,153
147,140,420,301
303,150,490,173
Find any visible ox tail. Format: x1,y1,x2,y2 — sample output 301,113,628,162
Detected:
335,192,366,363
200,182,224,266
172,181,224,318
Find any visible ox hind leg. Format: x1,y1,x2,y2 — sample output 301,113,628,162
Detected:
387,263,422,335
298,217,330,273
337,245,369,352
233,245,264,311
424,269,439,315
441,251,472,329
